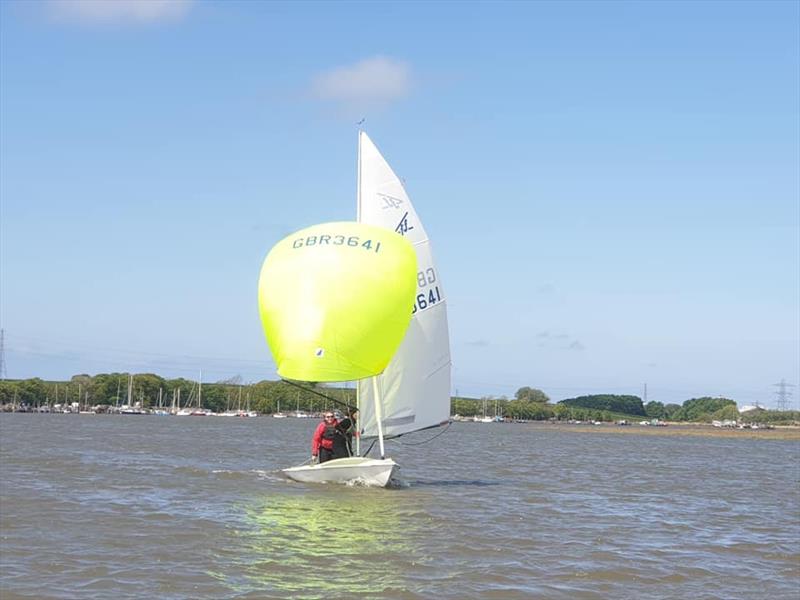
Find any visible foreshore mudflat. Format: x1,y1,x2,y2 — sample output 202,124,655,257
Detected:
527,421,800,441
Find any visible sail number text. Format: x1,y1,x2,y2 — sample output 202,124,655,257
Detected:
412,267,441,314
292,235,382,253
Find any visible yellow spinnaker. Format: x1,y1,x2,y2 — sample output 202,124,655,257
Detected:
258,222,417,382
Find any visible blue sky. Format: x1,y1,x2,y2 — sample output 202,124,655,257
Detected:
1,0,798,408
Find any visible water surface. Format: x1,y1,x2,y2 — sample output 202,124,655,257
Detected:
1,415,798,599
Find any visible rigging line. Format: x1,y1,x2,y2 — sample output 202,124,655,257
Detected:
394,421,453,446
280,379,357,412
361,438,378,457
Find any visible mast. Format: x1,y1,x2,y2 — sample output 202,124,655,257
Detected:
356,130,363,222
356,130,363,456
355,382,361,456
371,377,387,459
198,369,202,409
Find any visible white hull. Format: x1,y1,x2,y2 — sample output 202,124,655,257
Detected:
282,456,397,487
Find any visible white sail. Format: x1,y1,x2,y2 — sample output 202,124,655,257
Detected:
357,131,451,438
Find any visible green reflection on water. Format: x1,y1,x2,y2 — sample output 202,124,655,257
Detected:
221,488,415,597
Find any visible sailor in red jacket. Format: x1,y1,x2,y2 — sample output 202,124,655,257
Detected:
311,412,339,463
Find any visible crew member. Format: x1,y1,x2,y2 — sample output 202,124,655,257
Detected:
336,410,359,457
311,412,339,463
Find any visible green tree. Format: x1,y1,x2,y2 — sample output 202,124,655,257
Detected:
710,404,740,422
166,378,195,409
558,394,645,416
673,397,737,422
132,373,166,408
0,381,19,406
199,384,226,413
451,397,480,417
645,401,666,419
527,402,554,420
553,403,569,420
515,386,550,403
741,409,800,425
17,378,49,406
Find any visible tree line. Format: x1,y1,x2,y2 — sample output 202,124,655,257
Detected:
1,376,797,424
0,374,355,415
455,387,798,424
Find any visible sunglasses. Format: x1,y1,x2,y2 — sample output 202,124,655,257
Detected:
324,415,334,419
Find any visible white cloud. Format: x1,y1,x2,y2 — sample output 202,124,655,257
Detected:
310,56,412,112
46,0,193,25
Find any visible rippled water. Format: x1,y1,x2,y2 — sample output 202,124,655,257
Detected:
1,414,798,599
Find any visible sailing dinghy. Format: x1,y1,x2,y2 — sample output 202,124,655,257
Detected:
259,132,451,487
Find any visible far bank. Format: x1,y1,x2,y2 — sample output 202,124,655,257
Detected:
522,420,800,441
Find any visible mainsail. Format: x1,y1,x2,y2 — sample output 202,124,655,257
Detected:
356,132,452,438
258,221,417,383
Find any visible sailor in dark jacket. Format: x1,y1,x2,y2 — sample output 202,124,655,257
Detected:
334,410,359,458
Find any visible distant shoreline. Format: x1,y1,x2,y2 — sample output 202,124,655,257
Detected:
3,411,798,441
526,421,800,441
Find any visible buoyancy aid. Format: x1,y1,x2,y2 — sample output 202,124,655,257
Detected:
321,423,337,441
318,420,339,450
